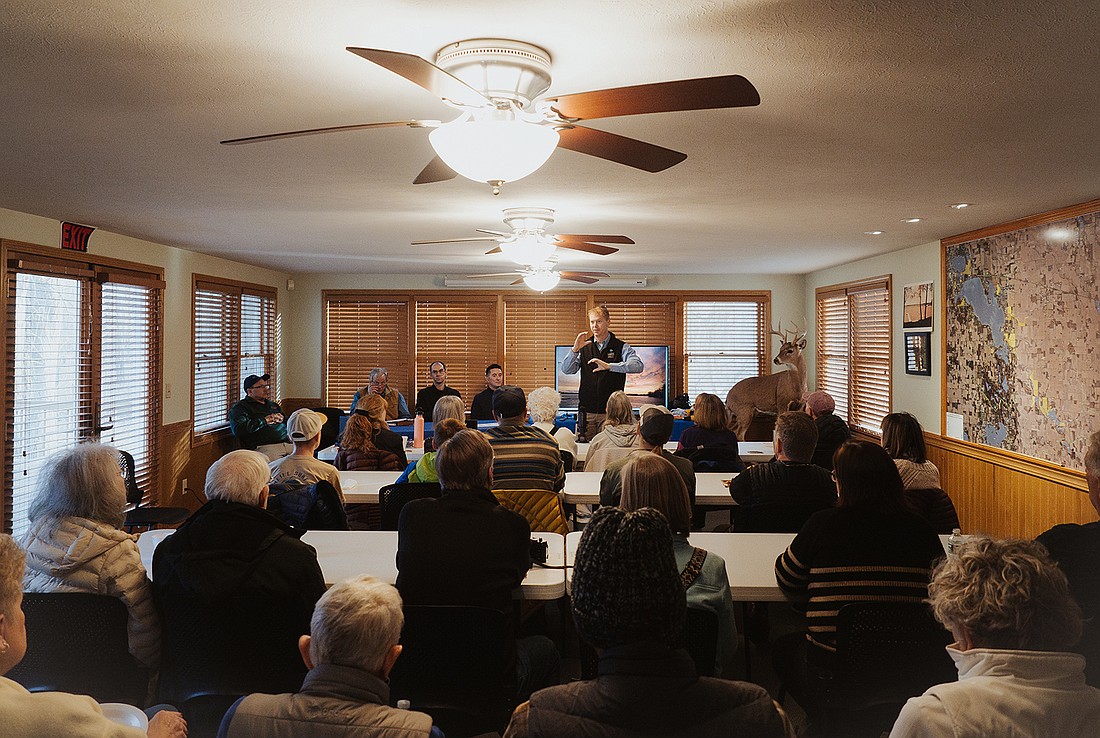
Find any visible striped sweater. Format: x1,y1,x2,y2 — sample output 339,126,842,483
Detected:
775,506,944,656
484,423,565,493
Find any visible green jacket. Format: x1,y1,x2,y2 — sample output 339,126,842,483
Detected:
228,397,288,449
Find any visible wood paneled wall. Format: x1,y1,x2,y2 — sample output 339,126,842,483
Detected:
926,434,1095,538
159,419,236,512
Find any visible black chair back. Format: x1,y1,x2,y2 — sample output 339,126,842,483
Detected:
559,449,575,473
389,605,515,737
8,593,149,706
311,407,344,453
379,482,442,530
675,445,745,473
902,488,961,534
739,499,835,533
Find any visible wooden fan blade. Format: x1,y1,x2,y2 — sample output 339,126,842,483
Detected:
511,278,526,286
347,47,491,108
561,271,611,278
413,156,457,184
557,234,636,244
221,120,433,145
557,126,687,172
548,75,760,121
412,237,498,246
476,229,511,237
561,275,600,284
466,272,523,278
554,241,618,256
485,247,502,255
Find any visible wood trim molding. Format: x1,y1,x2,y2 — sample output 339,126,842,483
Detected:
925,432,1087,491
2,238,166,279
941,198,1100,247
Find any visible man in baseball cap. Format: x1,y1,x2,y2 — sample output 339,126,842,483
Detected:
228,373,292,461
268,409,343,500
599,404,695,510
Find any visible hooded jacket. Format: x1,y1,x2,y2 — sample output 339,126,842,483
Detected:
22,516,160,668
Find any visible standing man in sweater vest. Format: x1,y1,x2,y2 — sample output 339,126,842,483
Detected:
560,305,644,440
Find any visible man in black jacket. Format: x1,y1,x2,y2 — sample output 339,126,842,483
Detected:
804,390,851,470
559,305,643,439
153,450,327,702
396,429,559,698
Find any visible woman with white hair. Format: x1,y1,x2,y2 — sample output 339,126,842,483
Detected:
20,443,160,668
527,386,578,468
891,537,1100,737
0,533,187,737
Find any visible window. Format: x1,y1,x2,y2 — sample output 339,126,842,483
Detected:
816,277,891,434
683,298,769,398
3,243,163,536
322,290,771,410
192,277,276,441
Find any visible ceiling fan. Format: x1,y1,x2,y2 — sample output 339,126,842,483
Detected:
413,206,632,266
221,38,760,192
466,262,611,292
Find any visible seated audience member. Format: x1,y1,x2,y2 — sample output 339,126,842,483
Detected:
414,361,461,418
0,534,187,738
678,393,740,451
1037,429,1100,687
483,386,565,493
600,405,695,509
399,417,465,484
228,373,292,461
20,443,159,669
349,367,410,420
431,394,466,426
583,391,640,471
396,430,559,698
881,411,941,490
503,507,791,738
219,576,440,738
470,363,505,421
338,395,405,471
620,453,738,677
891,537,1100,737
772,441,943,721
727,411,836,532
803,390,851,471
269,408,344,501
527,386,578,469
153,450,327,700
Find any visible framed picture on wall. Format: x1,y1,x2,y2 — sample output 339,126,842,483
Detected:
903,281,934,331
905,332,932,376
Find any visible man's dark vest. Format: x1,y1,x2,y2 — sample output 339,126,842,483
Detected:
578,333,627,413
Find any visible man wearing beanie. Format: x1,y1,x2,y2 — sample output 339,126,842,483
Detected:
269,408,344,501
599,405,695,509
503,507,792,737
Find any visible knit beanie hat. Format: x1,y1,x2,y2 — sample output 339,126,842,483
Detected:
571,506,685,649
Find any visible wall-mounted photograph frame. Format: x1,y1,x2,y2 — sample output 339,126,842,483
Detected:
905,332,932,375
903,281,934,331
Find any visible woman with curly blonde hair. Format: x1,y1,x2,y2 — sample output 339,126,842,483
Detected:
891,537,1100,737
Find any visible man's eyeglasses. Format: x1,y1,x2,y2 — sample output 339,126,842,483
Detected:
251,384,271,390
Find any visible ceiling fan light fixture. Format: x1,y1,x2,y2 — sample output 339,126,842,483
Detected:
499,233,557,265
428,111,559,190
523,269,561,292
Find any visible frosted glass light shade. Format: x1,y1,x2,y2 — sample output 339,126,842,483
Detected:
429,118,559,185
499,235,557,266
523,270,560,292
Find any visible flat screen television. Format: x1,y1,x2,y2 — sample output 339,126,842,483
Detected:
555,345,669,412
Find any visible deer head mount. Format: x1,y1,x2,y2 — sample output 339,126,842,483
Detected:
725,321,808,439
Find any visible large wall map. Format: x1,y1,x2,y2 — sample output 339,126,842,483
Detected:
945,210,1100,471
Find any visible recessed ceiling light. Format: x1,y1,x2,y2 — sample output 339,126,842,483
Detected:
902,217,922,223
949,203,971,209
864,230,884,235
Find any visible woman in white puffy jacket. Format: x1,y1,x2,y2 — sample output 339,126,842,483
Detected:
20,443,160,669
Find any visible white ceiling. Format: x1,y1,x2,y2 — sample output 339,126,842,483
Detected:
2,0,1098,277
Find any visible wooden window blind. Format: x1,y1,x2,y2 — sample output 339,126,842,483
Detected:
815,278,891,435
4,246,163,536
683,298,768,398
193,277,276,441
415,298,499,401
504,297,589,392
323,296,410,408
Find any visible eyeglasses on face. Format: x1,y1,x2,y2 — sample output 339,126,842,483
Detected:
251,383,271,390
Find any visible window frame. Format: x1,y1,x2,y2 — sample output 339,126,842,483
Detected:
815,276,892,435
191,274,277,445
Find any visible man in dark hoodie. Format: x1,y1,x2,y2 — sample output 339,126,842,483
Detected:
153,450,326,704
804,390,851,471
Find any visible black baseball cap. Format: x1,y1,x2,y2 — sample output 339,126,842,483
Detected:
243,373,270,391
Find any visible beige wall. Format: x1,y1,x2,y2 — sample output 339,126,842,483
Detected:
0,208,290,425
803,239,942,431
